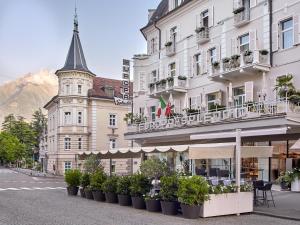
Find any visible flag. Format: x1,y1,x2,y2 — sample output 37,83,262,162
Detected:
157,96,166,118
165,102,172,117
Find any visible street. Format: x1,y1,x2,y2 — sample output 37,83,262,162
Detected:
0,168,299,225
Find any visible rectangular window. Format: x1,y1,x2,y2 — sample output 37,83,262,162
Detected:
170,26,177,49
281,18,293,49
109,114,117,127
78,138,82,150
151,106,156,121
195,53,202,75
66,85,70,95
169,62,176,77
64,112,71,125
110,139,116,149
233,86,245,107
64,161,71,172
111,164,116,173
239,33,250,53
202,10,209,27
78,112,82,124
139,73,146,91
207,93,217,109
209,48,216,64
64,138,71,150
78,85,82,94
150,38,156,54
151,70,157,83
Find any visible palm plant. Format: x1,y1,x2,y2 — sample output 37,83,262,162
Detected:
274,74,295,99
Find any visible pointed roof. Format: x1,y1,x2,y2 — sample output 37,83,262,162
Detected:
57,9,94,75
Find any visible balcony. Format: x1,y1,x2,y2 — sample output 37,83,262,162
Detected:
209,50,270,82
165,42,176,57
196,27,210,44
148,76,188,97
234,7,250,27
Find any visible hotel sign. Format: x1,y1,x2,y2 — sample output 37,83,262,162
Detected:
114,59,131,105
138,107,253,132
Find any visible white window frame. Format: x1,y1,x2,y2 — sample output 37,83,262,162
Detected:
64,161,72,172
78,85,82,94
195,53,202,75
78,111,82,124
64,137,71,150
66,84,70,95
239,33,250,53
150,38,156,54
150,106,156,121
202,10,209,27
64,112,71,125
281,18,294,49
109,114,117,127
109,138,116,149
169,62,176,77
151,70,157,83
207,93,217,109
233,86,246,107
209,48,217,64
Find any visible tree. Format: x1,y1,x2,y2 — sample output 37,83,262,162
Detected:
31,109,47,159
140,156,170,180
274,74,295,99
0,132,25,165
83,155,102,173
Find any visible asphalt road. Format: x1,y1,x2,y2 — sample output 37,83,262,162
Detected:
0,168,299,225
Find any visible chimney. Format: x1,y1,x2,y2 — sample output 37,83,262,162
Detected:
148,9,156,21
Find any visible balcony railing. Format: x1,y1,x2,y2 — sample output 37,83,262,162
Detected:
127,100,299,133
148,76,187,96
234,8,250,27
166,43,176,57
196,27,210,44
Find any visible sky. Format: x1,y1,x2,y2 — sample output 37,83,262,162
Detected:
0,0,161,84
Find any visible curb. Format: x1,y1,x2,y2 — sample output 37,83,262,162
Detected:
10,168,63,179
253,211,300,221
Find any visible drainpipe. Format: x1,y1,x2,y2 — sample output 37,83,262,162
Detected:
154,21,162,60
268,0,273,66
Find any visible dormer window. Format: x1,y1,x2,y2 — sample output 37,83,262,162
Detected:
104,86,114,97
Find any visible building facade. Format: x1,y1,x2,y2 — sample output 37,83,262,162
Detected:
44,14,139,175
126,0,300,181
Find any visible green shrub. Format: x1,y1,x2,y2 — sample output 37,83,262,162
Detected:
160,175,178,202
102,176,119,193
140,157,170,180
117,176,132,195
178,176,209,206
90,169,107,191
80,172,90,188
130,173,151,197
65,169,81,187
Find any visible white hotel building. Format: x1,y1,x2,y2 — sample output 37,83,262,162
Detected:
125,0,300,181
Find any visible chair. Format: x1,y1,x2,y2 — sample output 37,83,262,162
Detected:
209,168,219,177
257,183,275,208
219,170,229,178
253,180,264,206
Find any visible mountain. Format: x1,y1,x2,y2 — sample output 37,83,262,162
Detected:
0,70,58,128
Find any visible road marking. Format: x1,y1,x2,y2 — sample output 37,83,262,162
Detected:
0,187,65,192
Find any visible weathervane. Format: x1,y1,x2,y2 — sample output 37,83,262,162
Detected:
74,0,79,32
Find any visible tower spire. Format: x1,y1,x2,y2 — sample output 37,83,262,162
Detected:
74,2,78,32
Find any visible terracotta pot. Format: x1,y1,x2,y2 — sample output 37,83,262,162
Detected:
105,193,118,203
160,201,179,215
118,195,132,206
84,189,94,200
92,190,105,202
131,196,146,209
180,203,201,219
79,188,86,198
145,199,161,212
67,186,78,196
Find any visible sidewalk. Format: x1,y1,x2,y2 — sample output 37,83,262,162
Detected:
11,168,63,179
253,190,300,221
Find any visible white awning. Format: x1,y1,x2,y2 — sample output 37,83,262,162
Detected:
290,139,300,151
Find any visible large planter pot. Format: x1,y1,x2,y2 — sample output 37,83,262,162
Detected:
280,181,290,191
92,190,106,202
200,192,253,218
291,178,300,192
180,204,201,219
160,201,179,215
67,186,78,196
131,196,146,209
84,189,94,200
79,188,86,198
145,199,161,212
105,193,118,203
118,195,132,206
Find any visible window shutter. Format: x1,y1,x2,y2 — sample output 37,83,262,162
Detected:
216,45,221,62
196,14,202,28
217,91,223,105
233,0,243,9
191,56,195,77
249,30,257,50
293,15,300,45
245,81,254,102
196,95,202,108
209,6,214,27
250,0,257,8
175,59,180,76
202,50,207,74
231,37,238,55
272,22,279,51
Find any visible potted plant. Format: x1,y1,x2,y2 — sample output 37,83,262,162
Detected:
84,186,94,200
208,104,226,112
195,27,205,33
145,192,161,212
178,75,187,81
65,169,81,196
160,175,179,215
167,76,174,82
149,83,155,88
178,176,210,219
129,173,151,209
212,61,220,72
233,6,245,14
90,169,107,202
289,168,300,192
222,57,231,71
102,175,119,203
161,79,167,85
117,176,132,206
243,50,253,64
230,54,240,68
80,172,90,198
165,41,172,47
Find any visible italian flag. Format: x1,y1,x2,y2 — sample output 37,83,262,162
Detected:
157,96,166,118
